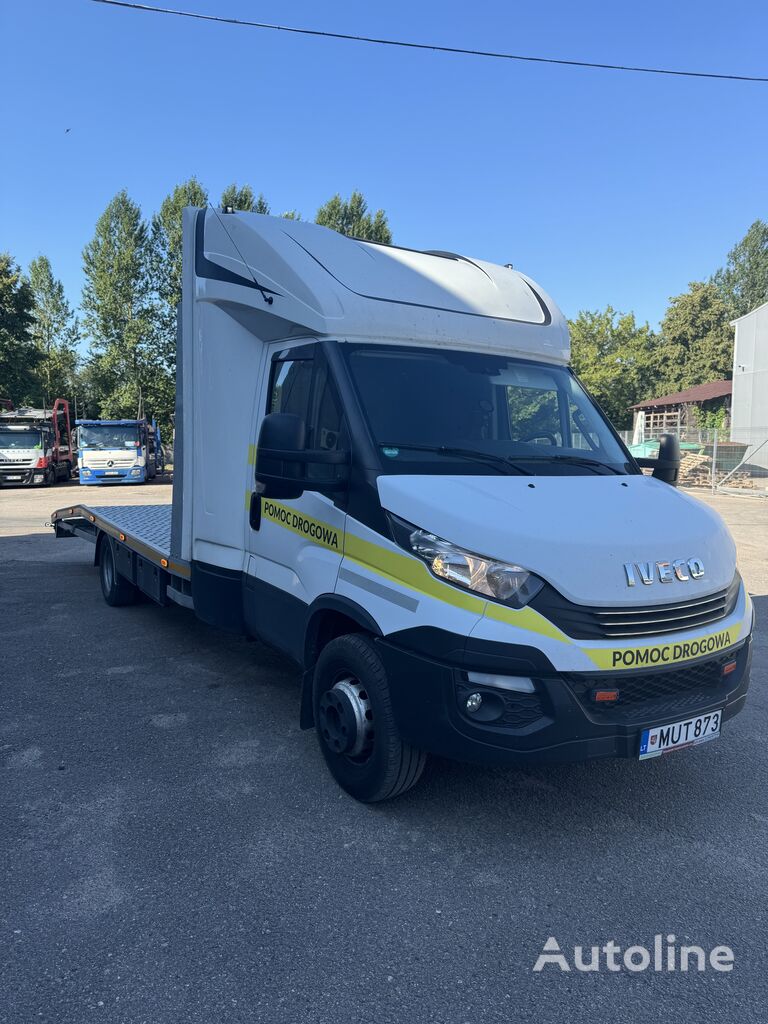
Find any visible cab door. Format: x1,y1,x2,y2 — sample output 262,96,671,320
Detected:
244,342,347,660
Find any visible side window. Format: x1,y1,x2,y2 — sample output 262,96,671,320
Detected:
269,357,313,418
266,351,345,486
308,358,344,481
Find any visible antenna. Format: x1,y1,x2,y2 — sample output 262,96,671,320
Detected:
207,204,274,305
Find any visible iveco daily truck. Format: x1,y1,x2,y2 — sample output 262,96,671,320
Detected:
76,418,162,484
51,208,754,801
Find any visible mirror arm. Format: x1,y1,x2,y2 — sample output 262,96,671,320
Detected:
257,447,350,466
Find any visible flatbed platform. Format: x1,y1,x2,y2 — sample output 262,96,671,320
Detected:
51,502,189,580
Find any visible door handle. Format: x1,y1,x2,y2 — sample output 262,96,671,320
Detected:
249,492,262,530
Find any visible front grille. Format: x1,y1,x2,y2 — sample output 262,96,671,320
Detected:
565,647,745,722
531,574,740,640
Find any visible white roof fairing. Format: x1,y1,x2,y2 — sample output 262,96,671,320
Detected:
192,208,570,363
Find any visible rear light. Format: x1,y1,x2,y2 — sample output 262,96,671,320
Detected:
722,660,737,676
592,688,620,703
34,456,49,469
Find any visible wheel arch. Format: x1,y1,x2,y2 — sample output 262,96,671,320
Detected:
299,595,383,729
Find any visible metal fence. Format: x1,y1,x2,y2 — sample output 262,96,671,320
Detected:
617,427,768,496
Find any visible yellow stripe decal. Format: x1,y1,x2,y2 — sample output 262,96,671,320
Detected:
585,623,741,671
247,444,257,466
484,601,572,643
261,498,342,552
344,532,485,614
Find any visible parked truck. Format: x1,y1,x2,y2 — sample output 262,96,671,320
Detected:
76,418,162,484
51,208,754,801
0,399,75,486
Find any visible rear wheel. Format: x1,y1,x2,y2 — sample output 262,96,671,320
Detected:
313,634,427,802
99,537,137,607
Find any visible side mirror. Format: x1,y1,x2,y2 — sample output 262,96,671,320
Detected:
634,432,681,487
255,413,307,500
254,413,350,499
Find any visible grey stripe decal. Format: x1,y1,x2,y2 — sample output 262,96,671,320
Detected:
338,567,419,612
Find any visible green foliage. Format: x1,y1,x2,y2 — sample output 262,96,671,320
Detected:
315,191,392,243
695,405,727,430
569,308,661,428
81,190,159,421
713,219,768,318
27,255,79,406
0,252,39,404
658,282,733,392
151,177,208,320
220,183,270,214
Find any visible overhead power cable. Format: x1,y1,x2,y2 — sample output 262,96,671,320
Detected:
89,0,768,83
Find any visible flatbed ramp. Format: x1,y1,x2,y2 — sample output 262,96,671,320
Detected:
51,502,189,580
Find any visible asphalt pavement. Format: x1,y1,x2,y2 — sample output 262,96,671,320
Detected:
1,480,767,1023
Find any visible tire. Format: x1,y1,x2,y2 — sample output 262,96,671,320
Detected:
99,537,137,607
313,634,427,802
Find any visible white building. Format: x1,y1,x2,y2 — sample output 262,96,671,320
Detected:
731,301,768,470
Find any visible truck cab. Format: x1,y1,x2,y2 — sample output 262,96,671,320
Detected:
0,399,74,486
52,209,753,802
76,418,159,484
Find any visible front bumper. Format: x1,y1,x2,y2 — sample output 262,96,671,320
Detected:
79,467,145,484
377,627,752,766
0,467,43,486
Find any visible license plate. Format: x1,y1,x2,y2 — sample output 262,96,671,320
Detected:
105,471,119,476
6,475,21,481
640,710,722,759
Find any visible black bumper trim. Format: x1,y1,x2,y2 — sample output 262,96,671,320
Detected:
377,630,752,767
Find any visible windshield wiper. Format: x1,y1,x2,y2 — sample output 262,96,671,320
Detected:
520,454,623,475
379,442,533,476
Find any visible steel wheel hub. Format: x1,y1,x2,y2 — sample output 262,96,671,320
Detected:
319,676,374,758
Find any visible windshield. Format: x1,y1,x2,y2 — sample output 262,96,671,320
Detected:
343,345,632,476
0,429,42,450
78,425,141,449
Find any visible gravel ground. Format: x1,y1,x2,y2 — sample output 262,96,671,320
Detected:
1,480,766,1023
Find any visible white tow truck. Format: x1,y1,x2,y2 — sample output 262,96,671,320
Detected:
52,208,754,801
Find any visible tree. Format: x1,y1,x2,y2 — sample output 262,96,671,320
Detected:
569,308,661,428
27,255,79,406
151,177,208,322
81,190,156,420
220,183,270,214
148,179,209,427
0,252,39,404
713,219,768,318
658,282,733,392
315,191,392,243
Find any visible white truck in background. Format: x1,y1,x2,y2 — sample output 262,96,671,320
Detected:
76,418,163,485
52,209,754,802
0,399,75,486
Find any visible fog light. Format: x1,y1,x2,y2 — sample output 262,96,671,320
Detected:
33,474,44,483
130,468,141,476
465,692,483,714
467,671,535,694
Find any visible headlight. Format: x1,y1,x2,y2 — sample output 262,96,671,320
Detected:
389,515,544,608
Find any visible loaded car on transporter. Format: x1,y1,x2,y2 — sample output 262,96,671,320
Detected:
51,208,754,801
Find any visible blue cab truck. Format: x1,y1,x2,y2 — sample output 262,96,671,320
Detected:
76,418,163,485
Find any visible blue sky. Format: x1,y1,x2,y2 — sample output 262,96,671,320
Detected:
2,0,767,332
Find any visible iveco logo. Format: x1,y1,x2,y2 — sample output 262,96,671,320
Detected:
624,558,705,586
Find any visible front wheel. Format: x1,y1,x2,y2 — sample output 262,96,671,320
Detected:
313,634,427,802
99,537,137,607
